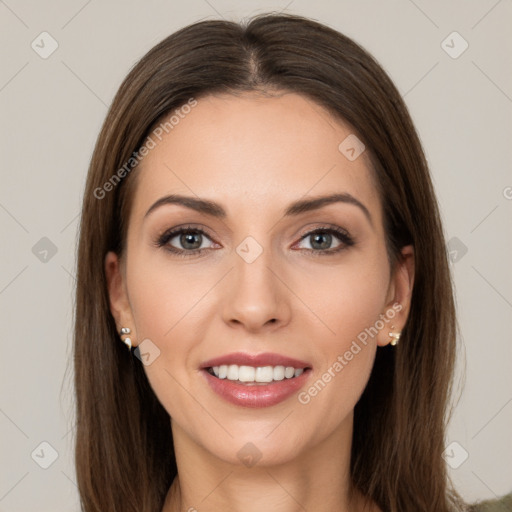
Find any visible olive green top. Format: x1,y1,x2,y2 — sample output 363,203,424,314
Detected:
470,492,512,511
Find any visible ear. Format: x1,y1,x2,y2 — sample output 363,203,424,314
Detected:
105,251,138,347
377,244,415,347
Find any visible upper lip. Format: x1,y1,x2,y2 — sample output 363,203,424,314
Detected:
201,352,311,369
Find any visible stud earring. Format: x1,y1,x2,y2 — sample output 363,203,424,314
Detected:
119,327,132,350
388,325,401,346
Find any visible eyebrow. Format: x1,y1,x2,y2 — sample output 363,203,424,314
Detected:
144,192,372,226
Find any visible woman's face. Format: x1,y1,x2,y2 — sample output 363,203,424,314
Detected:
106,91,414,467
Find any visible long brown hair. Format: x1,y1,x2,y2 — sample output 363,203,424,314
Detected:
73,12,467,511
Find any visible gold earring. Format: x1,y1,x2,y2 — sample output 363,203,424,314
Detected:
119,327,132,350
388,325,401,346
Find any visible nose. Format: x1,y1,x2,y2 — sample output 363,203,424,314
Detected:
221,243,292,333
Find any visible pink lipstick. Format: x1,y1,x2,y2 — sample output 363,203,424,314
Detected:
200,352,312,408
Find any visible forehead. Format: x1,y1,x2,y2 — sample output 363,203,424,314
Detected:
131,91,381,225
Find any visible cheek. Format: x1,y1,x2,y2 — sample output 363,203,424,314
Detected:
126,250,214,339
124,252,208,419
296,249,390,343
124,250,219,405
293,251,389,416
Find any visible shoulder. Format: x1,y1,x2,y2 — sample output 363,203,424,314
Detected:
469,491,512,512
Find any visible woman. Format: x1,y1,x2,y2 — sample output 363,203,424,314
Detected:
74,12,472,512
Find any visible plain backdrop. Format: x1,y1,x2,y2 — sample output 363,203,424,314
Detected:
1,1,511,510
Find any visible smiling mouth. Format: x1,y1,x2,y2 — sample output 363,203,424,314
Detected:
205,364,310,385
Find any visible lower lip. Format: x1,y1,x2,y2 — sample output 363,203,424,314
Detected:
201,368,311,408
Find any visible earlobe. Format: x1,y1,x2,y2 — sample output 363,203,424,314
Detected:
378,245,415,347
104,251,137,345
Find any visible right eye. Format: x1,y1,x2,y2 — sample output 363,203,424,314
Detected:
155,226,218,257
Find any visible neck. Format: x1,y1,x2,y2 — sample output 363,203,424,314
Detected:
162,414,378,512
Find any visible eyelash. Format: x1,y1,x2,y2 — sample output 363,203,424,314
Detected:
154,224,355,258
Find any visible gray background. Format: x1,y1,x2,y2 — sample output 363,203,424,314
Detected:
1,1,511,510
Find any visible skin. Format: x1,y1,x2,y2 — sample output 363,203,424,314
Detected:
105,91,414,512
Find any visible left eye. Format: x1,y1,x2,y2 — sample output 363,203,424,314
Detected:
294,228,352,252
301,230,341,251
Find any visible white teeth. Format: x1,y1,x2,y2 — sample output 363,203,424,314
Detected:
238,366,255,382
273,365,285,381
218,365,228,379
255,366,273,383
209,364,306,383
227,364,239,380
284,366,295,379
